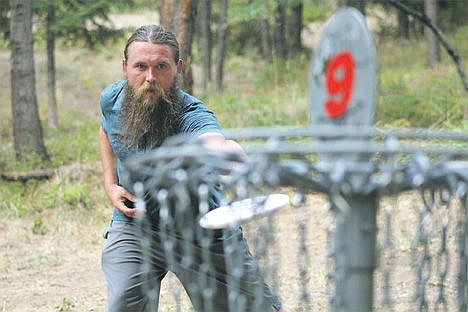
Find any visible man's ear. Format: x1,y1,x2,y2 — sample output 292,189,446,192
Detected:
122,59,127,74
177,59,183,74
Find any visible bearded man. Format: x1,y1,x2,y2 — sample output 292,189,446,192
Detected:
99,25,283,312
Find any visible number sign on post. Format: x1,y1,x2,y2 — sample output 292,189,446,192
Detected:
324,51,355,119
309,8,377,160
308,9,379,312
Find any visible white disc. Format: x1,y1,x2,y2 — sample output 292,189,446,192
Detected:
199,193,290,229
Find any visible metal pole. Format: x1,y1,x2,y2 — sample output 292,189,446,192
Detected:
308,7,378,311
334,193,378,312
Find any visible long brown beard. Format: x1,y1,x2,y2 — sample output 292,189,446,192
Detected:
119,81,182,150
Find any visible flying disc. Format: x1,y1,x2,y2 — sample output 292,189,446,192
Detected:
199,193,290,229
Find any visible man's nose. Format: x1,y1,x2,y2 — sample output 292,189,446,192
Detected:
146,67,157,82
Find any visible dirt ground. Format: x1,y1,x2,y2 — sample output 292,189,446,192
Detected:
1,189,465,311
0,191,329,312
0,213,106,311
0,191,323,312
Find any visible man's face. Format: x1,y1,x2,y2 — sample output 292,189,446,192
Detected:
123,41,182,97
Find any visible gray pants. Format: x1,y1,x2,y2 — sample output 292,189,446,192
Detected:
102,220,280,312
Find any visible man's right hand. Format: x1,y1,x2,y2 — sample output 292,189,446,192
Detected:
106,184,138,217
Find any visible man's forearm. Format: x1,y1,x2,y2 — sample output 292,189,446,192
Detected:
99,126,118,192
99,126,138,216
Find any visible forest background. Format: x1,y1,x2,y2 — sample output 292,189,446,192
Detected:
0,0,467,311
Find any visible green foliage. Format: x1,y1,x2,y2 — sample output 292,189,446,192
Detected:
228,0,332,25
55,297,75,312
302,0,333,22
225,0,331,55
33,0,129,49
42,183,92,210
0,0,130,48
63,184,90,205
206,54,309,128
376,27,467,128
0,108,99,173
228,0,270,24
437,0,468,30
32,216,48,235
45,118,100,165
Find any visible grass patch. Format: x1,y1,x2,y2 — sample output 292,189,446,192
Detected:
375,26,468,128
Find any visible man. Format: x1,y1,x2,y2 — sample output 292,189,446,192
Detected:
99,25,283,312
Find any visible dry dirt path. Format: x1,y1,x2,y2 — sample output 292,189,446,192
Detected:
0,193,330,312
0,216,106,311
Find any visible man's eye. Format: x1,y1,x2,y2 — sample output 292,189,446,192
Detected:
157,63,167,70
136,64,146,70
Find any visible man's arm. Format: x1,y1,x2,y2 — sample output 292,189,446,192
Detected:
99,126,137,217
197,132,246,158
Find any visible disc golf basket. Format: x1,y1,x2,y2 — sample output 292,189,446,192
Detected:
124,8,468,312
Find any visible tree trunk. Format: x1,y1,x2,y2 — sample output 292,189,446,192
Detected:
215,0,228,91
260,17,272,63
200,0,212,94
160,0,196,94
425,0,439,68
9,0,48,162
397,9,410,39
273,0,287,60
47,4,58,129
288,0,303,58
159,0,175,27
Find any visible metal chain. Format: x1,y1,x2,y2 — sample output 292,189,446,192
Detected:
378,197,396,310
134,182,159,311
197,183,216,312
434,187,451,312
293,190,311,311
324,198,337,309
456,181,467,312
413,187,434,312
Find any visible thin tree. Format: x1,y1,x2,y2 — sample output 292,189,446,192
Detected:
424,0,439,68
200,0,212,94
256,0,272,63
397,8,410,38
287,0,303,58
215,0,228,91
46,2,57,128
9,0,48,162
273,0,287,60
260,16,272,63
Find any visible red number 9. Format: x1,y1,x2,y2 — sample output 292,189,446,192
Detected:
324,51,355,119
